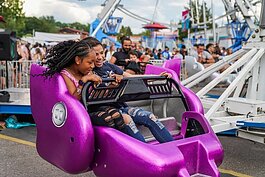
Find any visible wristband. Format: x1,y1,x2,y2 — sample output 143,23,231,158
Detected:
78,80,85,86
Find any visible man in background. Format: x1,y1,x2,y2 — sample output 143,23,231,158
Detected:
110,36,132,69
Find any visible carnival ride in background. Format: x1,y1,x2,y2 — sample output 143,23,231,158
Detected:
183,0,265,144
91,0,258,54
189,0,258,52
89,0,122,48
221,0,258,52
90,0,178,49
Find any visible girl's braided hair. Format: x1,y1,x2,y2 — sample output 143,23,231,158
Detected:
42,39,93,78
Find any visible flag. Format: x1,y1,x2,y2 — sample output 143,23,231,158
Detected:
182,10,190,32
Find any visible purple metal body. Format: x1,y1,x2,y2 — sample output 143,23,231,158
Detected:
30,64,223,177
30,65,94,173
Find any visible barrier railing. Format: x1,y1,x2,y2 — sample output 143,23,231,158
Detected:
0,59,186,90
0,60,37,89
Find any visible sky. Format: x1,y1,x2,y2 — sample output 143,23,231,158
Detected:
22,0,258,34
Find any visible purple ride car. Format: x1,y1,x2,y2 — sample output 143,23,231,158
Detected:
30,63,223,177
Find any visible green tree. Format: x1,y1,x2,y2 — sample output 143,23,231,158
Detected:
21,16,59,36
22,16,91,36
55,21,90,33
0,0,25,36
138,30,151,37
189,1,213,32
38,16,59,33
117,25,133,41
23,17,45,36
69,22,90,31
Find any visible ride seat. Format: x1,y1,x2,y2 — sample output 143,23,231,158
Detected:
185,56,204,77
30,64,223,177
30,64,95,173
137,116,180,142
162,57,182,79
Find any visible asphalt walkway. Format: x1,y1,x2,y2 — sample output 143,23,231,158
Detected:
0,127,264,177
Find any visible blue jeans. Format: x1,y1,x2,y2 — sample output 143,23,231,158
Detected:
122,121,146,142
120,107,174,143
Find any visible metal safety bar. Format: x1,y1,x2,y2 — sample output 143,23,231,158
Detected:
81,76,189,111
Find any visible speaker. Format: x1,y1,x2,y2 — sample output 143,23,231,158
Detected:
0,31,17,61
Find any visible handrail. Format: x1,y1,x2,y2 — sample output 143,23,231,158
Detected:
81,76,189,111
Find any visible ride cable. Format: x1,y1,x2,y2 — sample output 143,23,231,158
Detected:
117,6,171,26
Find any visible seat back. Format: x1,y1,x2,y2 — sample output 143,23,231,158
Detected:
145,64,204,114
162,57,182,79
30,64,94,174
185,56,204,77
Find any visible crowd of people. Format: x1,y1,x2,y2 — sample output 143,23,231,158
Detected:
189,43,233,68
0,40,50,89
0,34,235,89
16,41,48,63
99,37,234,74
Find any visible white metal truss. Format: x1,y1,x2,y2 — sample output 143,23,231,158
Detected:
182,0,265,144
185,26,265,145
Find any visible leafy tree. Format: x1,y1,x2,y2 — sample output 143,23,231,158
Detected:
189,1,213,31
0,0,25,36
137,30,151,37
69,22,90,31
21,16,58,36
55,22,90,32
117,25,133,41
22,16,90,36
39,16,59,33
24,17,43,36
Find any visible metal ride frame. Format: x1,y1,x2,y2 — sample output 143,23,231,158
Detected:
90,0,175,49
182,0,265,144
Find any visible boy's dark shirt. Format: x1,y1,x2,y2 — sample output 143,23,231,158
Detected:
94,62,123,78
112,50,129,67
125,61,140,74
91,62,127,110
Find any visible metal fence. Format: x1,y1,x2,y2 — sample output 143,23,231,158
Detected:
0,60,166,90
0,60,36,90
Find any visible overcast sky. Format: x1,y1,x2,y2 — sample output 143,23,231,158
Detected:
23,0,260,34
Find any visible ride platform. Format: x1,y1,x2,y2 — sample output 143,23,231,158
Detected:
0,88,31,115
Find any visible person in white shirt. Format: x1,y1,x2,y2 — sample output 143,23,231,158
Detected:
105,44,116,62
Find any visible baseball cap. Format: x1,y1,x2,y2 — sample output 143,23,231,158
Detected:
0,16,6,23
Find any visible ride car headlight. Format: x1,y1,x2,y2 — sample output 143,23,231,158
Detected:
52,102,67,127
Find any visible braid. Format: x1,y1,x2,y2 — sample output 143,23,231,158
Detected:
41,40,92,78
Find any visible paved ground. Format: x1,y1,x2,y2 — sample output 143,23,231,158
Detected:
1,126,264,177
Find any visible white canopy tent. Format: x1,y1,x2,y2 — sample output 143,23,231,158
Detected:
22,32,81,45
